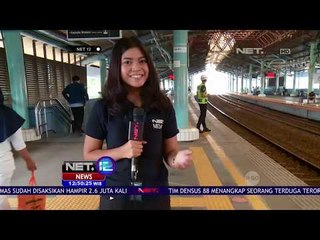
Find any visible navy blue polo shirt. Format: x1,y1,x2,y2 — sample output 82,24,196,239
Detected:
85,99,179,187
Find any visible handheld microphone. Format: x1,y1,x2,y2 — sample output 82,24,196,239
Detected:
128,107,144,185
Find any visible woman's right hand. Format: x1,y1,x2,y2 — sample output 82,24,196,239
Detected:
26,159,37,171
122,140,147,159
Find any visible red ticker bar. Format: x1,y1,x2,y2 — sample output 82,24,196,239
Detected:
62,172,105,180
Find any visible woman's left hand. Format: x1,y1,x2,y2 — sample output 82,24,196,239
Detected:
173,149,193,169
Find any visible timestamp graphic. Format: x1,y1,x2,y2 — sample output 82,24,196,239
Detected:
62,180,106,187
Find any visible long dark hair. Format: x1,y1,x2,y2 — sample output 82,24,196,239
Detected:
102,36,170,116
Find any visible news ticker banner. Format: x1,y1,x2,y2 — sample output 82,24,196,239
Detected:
61,159,116,187
1,186,320,195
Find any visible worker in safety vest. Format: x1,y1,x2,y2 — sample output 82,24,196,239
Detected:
196,75,211,133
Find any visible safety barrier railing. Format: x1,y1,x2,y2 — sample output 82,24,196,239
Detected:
34,98,73,137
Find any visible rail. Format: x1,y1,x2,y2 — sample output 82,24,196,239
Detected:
34,98,73,137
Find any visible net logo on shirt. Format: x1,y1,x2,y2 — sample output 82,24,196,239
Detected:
152,119,163,129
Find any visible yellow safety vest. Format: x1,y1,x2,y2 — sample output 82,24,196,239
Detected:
197,83,208,104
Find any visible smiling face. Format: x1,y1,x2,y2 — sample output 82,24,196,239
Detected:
121,47,149,89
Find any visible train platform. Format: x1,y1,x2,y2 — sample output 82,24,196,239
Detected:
233,93,320,121
7,97,320,210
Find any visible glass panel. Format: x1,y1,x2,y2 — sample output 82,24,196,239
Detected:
86,65,101,99
35,41,44,58
75,55,81,66
55,48,61,62
46,45,54,60
69,53,75,64
63,52,69,63
22,36,34,55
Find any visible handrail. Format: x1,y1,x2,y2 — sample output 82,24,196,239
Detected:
34,98,73,136
52,104,73,124
52,98,72,118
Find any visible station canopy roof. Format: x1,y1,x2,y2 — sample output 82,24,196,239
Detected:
23,30,320,79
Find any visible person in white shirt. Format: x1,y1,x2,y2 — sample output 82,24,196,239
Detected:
0,88,37,210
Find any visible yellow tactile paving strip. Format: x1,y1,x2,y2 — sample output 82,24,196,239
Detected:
191,147,234,210
9,196,206,210
189,103,269,210
171,197,205,208
205,134,269,210
8,196,99,210
47,196,100,210
7,196,95,210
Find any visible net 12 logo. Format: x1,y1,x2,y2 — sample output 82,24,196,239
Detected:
62,157,116,187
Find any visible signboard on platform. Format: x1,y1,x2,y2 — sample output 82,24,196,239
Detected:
174,60,180,68
173,46,187,53
67,30,122,40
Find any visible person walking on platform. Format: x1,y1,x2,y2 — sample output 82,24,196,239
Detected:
62,75,89,135
83,36,193,210
0,87,37,210
196,74,211,133
298,90,305,103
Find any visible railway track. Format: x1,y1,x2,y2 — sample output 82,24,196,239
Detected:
206,95,320,186
223,95,320,135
